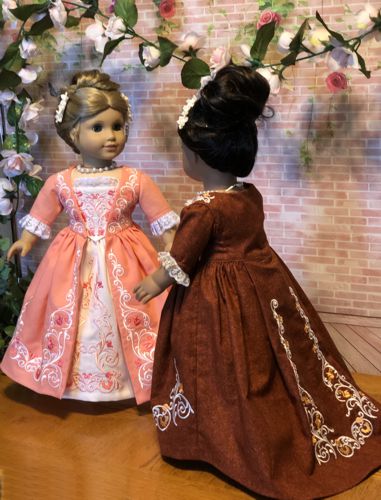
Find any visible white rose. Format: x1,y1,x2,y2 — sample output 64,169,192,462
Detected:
178,31,205,52
18,65,41,84
105,15,126,40
142,45,161,69
0,178,15,216
327,46,360,71
356,4,378,30
49,0,67,31
2,0,17,22
240,44,252,66
19,99,44,130
277,30,294,53
85,19,105,40
25,131,39,146
304,27,330,53
256,68,281,95
209,46,231,72
19,38,39,59
0,150,34,178
0,90,18,105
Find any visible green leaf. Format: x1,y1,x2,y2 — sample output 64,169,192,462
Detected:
0,238,10,253
65,15,81,28
4,325,15,338
356,52,371,78
181,58,210,89
250,21,276,62
2,132,30,153
0,69,21,90
101,36,125,65
289,18,309,52
158,36,178,67
28,13,54,36
115,0,138,28
0,42,21,67
9,2,49,22
315,11,345,44
7,100,22,127
24,175,44,198
82,0,99,19
280,51,298,66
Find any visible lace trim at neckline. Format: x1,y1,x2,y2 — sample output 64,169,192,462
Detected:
73,176,119,187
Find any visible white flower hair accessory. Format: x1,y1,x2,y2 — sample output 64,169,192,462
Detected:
55,92,69,123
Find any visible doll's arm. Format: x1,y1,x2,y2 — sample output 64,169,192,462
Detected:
161,226,177,252
134,266,174,304
7,229,39,260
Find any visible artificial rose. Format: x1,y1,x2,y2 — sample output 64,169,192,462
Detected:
159,0,176,20
304,27,330,53
325,72,348,93
327,45,359,71
49,0,67,31
25,131,39,146
0,150,34,177
19,38,39,59
256,68,281,95
85,20,107,53
18,65,41,84
356,4,378,30
277,30,294,53
19,99,44,130
178,31,205,52
257,10,282,30
239,44,252,66
0,178,15,216
0,90,18,105
2,0,17,22
108,0,116,14
105,15,126,40
142,45,161,69
209,47,231,72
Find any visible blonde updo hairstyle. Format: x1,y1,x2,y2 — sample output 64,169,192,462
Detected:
55,69,130,154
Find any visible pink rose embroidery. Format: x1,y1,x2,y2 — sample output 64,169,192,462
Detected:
141,335,156,353
257,10,282,30
53,311,69,327
325,72,348,93
127,312,145,329
159,0,176,19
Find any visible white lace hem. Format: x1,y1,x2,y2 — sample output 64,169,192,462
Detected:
150,211,179,236
19,214,51,239
158,251,190,287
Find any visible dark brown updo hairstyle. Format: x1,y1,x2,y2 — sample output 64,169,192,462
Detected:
55,69,131,154
178,64,271,177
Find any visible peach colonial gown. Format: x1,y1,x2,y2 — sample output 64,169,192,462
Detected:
1,166,179,404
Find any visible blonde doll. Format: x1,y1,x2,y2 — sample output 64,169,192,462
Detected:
1,70,179,404
134,65,381,499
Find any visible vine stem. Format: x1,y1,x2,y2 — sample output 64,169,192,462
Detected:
0,104,6,144
128,29,188,63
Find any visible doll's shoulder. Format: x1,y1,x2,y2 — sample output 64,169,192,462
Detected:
184,191,217,207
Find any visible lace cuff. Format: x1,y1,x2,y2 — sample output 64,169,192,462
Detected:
158,251,190,287
19,214,51,240
150,211,179,236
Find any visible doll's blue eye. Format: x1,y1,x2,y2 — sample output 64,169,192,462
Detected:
113,123,123,131
92,124,103,132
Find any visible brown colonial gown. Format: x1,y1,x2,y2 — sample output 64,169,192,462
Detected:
150,183,381,500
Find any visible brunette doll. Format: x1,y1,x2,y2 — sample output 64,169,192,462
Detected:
134,65,381,499
1,70,179,404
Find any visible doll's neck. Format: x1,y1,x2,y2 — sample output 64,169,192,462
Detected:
80,157,116,170
202,169,238,192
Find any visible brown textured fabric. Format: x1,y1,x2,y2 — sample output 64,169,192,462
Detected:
151,184,381,500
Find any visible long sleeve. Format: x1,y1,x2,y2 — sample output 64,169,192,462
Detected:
19,174,63,239
138,172,179,236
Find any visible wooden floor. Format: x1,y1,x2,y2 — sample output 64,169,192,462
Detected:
1,313,381,500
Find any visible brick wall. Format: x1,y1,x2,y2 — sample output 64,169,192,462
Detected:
4,0,381,317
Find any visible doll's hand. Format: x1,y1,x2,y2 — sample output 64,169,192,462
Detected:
134,266,175,304
134,276,164,304
7,229,39,260
7,240,33,260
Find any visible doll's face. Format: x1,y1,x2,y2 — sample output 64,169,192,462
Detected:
75,108,127,166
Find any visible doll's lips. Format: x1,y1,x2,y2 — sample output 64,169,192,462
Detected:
103,144,117,150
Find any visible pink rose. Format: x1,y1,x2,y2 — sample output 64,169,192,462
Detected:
108,0,116,14
325,72,348,93
210,46,231,72
159,0,176,20
257,10,282,30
